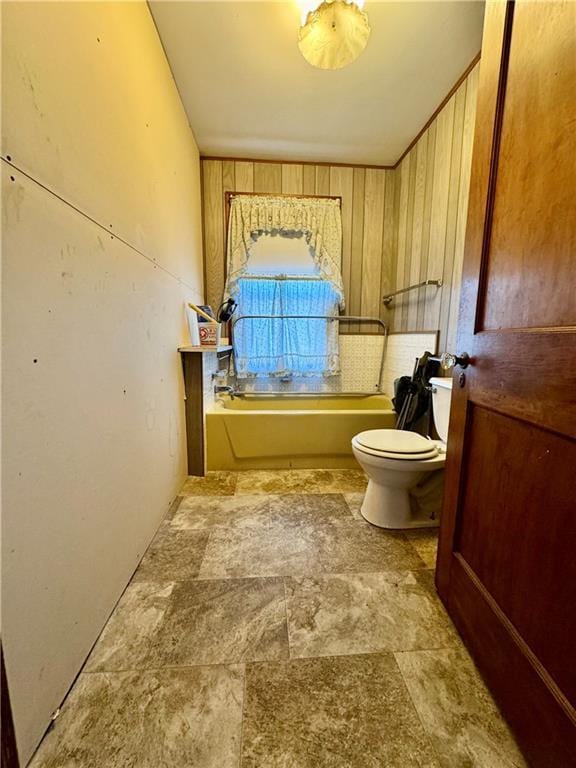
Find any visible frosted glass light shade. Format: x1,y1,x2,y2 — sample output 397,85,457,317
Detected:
298,0,371,70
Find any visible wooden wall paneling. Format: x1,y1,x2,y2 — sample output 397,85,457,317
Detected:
423,96,455,333
281,164,304,194
380,170,396,327
400,152,418,331
360,169,386,320
234,161,254,192
221,160,235,294
254,162,282,193
438,84,467,350
447,66,479,351
395,158,410,332
386,165,402,332
329,167,354,320
416,123,437,329
406,136,428,330
315,165,331,195
222,160,235,194
350,167,366,332
202,159,224,312
302,164,316,195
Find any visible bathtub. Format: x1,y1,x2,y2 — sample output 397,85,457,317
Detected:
206,394,396,470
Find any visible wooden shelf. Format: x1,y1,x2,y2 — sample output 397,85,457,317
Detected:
178,345,233,354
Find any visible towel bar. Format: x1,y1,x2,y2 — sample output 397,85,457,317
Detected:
382,279,442,307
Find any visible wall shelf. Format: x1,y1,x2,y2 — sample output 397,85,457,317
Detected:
178,344,233,354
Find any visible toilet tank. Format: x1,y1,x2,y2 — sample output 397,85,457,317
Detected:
429,377,453,444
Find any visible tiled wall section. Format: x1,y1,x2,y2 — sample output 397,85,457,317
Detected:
201,159,396,331
200,62,479,354
393,64,479,351
381,332,440,398
227,334,385,394
218,331,436,397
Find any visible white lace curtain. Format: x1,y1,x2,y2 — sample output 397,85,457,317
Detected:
224,194,345,308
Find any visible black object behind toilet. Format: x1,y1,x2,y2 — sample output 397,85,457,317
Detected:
393,352,440,431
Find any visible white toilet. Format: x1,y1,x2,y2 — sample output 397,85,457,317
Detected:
351,377,453,529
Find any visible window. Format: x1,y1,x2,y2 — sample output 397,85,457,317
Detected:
234,234,340,378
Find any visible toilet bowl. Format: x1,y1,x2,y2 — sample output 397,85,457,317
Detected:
352,377,452,529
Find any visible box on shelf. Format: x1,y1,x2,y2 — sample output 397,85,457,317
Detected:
199,322,221,347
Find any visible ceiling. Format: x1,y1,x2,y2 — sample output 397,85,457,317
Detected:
150,1,484,166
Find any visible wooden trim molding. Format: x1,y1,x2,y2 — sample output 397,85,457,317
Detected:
394,52,482,167
201,52,481,172
201,156,395,171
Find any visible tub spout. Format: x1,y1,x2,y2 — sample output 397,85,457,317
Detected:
214,384,235,399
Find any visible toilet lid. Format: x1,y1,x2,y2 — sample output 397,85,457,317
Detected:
355,430,439,460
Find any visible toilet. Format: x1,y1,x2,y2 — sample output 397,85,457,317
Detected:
351,377,453,529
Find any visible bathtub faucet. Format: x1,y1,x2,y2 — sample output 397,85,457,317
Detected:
214,384,236,399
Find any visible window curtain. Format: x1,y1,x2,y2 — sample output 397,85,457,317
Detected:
224,194,345,309
234,278,340,378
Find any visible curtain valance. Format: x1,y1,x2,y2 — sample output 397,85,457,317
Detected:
224,194,344,308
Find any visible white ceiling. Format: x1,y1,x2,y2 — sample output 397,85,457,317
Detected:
150,1,484,166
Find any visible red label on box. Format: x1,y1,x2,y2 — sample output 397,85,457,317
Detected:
199,324,219,345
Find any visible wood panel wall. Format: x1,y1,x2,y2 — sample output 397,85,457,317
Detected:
201,159,396,331
393,64,479,350
201,63,479,350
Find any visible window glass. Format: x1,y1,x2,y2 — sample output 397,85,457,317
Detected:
246,233,318,276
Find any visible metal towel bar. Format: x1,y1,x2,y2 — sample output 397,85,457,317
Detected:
382,279,442,307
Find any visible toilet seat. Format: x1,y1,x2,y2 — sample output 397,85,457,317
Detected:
354,430,439,461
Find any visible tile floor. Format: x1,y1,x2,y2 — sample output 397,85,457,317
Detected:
31,470,526,768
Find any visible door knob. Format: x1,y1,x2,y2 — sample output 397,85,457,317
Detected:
440,351,471,370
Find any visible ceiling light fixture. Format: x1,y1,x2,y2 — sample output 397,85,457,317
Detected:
297,0,371,71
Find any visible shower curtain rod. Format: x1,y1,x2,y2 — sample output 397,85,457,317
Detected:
232,314,387,328
239,274,323,281
226,191,342,203
228,314,388,397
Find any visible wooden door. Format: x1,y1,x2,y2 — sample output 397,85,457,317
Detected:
1,646,20,768
436,2,576,766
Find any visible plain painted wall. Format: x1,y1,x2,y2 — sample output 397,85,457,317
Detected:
1,2,203,763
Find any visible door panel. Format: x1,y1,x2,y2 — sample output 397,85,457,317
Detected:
436,1,576,765
448,557,576,768
482,1,576,332
456,405,576,702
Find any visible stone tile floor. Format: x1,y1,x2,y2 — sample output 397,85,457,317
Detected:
31,470,526,768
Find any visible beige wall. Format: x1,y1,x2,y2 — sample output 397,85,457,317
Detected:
1,2,203,763
201,159,396,329
392,64,479,350
200,63,479,351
